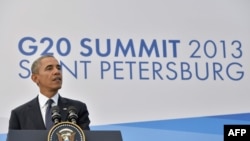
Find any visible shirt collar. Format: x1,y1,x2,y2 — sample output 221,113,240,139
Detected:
38,92,59,108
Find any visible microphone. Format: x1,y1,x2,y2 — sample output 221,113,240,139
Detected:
51,106,61,125
67,106,78,124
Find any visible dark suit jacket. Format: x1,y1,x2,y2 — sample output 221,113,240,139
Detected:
8,95,90,130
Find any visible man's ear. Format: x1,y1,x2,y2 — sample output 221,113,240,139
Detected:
31,74,39,85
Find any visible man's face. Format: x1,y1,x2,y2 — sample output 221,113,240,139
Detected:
33,57,62,93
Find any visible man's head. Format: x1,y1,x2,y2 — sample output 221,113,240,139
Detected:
31,55,62,98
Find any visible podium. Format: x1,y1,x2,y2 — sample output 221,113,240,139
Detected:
7,130,123,141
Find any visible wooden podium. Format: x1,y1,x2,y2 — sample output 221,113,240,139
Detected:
7,130,123,141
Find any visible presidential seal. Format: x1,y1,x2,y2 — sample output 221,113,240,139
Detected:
48,122,85,141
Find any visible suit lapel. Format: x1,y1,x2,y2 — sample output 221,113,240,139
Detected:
58,96,70,121
28,97,46,129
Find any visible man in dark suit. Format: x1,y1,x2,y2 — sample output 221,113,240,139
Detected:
8,55,90,130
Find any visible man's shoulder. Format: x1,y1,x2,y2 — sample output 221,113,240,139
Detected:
60,96,85,103
59,96,87,107
12,97,38,112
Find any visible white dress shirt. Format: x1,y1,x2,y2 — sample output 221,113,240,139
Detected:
38,93,59,126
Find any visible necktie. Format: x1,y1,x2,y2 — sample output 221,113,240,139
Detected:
45,99,54,129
